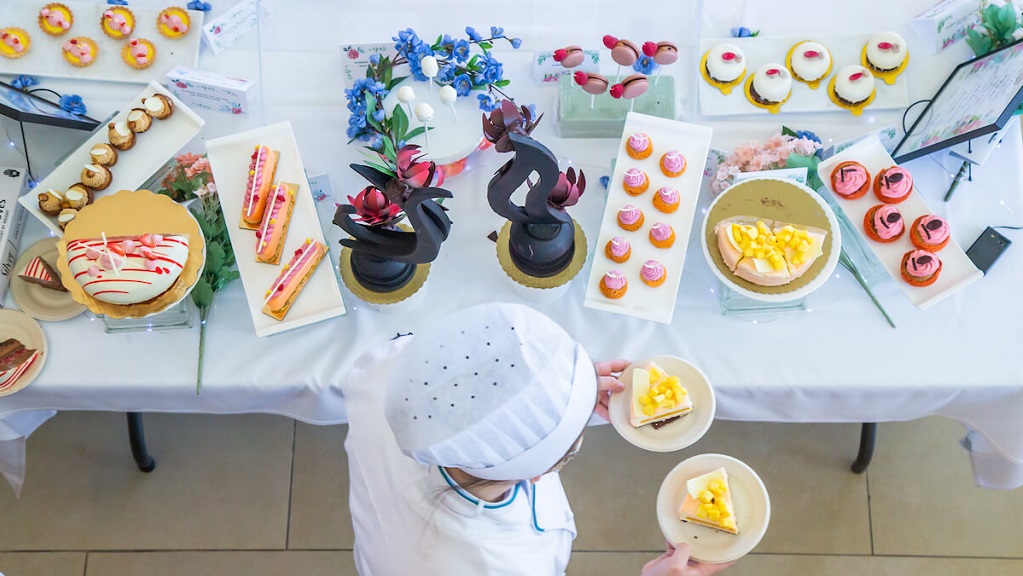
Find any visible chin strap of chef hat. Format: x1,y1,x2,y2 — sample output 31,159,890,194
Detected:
385,303,596,481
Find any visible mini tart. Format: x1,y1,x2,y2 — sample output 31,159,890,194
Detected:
626,132,653,159
0,28,31,59
873,166,913,204
910,215,950,252
122,38,156,70
37,189,65,216
660,150,686,177
622,168,649,195
100,6,135,40
617,205,644,231
901,249,942,287
830,161,870,199
600,270,628,299
108,121,136,150
81,163,112,190
640,260,667,287
38,3,74,37
89,143,118,167
605,237,631,263
126,108,152,133
652,186,680,213
863,204,904,243
62,36,97,67
141,94,174,119
649,222,675,248
156,7,191,39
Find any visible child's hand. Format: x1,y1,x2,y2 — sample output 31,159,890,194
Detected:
641,542,735,576
593,359,629,421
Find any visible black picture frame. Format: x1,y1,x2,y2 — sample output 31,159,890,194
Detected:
893,39,1023,163
0,80,100,130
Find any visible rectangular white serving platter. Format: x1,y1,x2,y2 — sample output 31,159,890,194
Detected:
0,1,202,83
583,112,713,324
817,136,981,310
698,34,910,117
19,81,205,235
206,122,346,337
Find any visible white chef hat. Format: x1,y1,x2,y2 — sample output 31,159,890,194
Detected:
385,303,596,481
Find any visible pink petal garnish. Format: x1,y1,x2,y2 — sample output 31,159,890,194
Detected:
722,52,736,61
804,50,820,58
850,72,865,81
766,68,781,76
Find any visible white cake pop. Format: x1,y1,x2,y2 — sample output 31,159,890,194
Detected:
415,103,435,149
439,85,458,122
396,85,416,118
421,56,439,91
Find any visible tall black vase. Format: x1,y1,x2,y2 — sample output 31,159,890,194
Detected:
508,221,576,278
350,251,416,292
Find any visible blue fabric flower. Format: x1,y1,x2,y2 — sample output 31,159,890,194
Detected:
509,38,522,49
369,136,384,151
599,175,610,189
369,54,380,65
437,63,456,83
730,26,758,38
186,0,211,10
483,62,504,84
794,129,824,158
397,140,406,149
107,0,128,4
490,26,504,39
452,39,470,62
477,93,498,112
58,94,86,116
10,75,38,91
633,55,659,74
372,109,386,123
465,26,482,42
346,125,362,140
453,74,472,97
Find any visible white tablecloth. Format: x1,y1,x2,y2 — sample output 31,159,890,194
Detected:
1,0,1022,494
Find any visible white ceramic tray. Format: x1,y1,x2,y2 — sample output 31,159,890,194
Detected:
206,122,346,337
0,1,202,83
817,136,982,309
582,112,713,324
657,454,770,564
19,81,205,235
698,34,910,116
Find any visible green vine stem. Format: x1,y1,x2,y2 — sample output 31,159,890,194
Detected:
839,250,896,328
196,303,210,394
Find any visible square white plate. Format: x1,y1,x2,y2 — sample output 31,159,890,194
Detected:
205,122,346,337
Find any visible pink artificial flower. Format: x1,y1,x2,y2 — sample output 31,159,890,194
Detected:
186,158,210,179
176,152,202,168
549,167,585,210
393,145,444,188
349,186,402,226
793,138,820,156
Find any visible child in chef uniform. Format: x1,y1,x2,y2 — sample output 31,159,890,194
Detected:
341,302,732,576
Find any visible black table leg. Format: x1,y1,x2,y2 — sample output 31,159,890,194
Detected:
851,422,877,474
127,412,156,472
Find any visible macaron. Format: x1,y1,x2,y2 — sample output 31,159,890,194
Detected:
611,39,640,67
553,45,585,68
610,73,649,99
574,71,609,95
653,41,678,65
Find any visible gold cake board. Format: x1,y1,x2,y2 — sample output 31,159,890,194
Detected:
338,247,430,306
495,218,587,289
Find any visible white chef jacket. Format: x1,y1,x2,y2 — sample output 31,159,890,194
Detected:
342,335,578,576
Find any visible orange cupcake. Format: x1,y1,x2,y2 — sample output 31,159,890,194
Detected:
640,260,667,287
122,38,156,70
652,186,680,213
38,4,73,36
600,270,628,299
910,215,950,252
617,205,644,231
830,161,869,199
100,6,135,40
660,150,687,177
626,132,653,159
863,204,904,243
874,166,913,204
0,28,32,59
901,249,941,287
605,237,632,263
649,222,675,248
62,36,97,67
622,168,649,195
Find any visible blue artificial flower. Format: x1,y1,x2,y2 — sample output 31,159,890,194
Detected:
525,103,537,118
437,63,457,83
397,140,407,149
477,93,498,112
186,0,211,11
794,129,821,144
509,37,522,49
372,109,386,123
346,125,362,140
599,175,610,189
490,26,504,39
107,0,128,4
58,94,86,116
10,74,38,91
369,54,380,65
369,136,384,151
483,61,504,84
348,113,367,129
453,73,472,96
452,39,470,62
465,26,482,42
730,26,758,38
633,55,659,75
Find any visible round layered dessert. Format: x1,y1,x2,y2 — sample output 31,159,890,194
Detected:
660,150,686,178
834,65,876,106
605,237,632,263
0,28,31,59
617,205,644,231
649,222,675,248
865,32,907,73
652,186,680,213
705,43,746,84
641,260,667,287
830,161,870,199
789,41,831,84
623,168,649,195
874,166,913,204
38,3,73,36
66,234,190,304
626,132,653,159
863,204,904,243
750,64,792,105
901,249,941,287
62,36,97,67
600,270,628,299
911,215,950,252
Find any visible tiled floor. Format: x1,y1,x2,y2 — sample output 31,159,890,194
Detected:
1,413,1021,576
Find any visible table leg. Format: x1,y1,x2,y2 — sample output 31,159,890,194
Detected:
126,412,156,473
851,422,877,474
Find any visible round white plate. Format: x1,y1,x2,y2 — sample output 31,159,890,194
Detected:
656,453,771,564
608,356,716,452
10,238,87,322
0,309,48,397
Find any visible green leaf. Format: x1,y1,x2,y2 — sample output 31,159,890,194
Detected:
392,104,409,140
207,241,226,274
785,154,823,191
382,65,392,89
495,79,511,87
781,126,797,137
190,278,214,309
479,41,492,50
381,135,396,159
365,159,397,177
387,75,409,91
405,126,426,140
468,54,478,68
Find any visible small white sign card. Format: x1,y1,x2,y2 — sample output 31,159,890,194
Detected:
202,0,262,55
340,43,393,89
910,0,982,53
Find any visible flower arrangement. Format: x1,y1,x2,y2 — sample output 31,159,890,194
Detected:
156,152,213,203
731,26,759,38
710,128,823,194
345,26,523,153
966,1,1023,56
347,144,445,228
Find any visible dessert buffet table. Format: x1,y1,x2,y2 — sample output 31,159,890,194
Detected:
1,0,1022,494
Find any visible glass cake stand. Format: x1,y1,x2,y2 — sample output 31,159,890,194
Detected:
101,300,194,333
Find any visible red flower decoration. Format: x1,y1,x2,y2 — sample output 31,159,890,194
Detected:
348,186,402,226
548,167,586,210
393,145,444,189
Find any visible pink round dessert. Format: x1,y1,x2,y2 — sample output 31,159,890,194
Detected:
864,204,904,243
600,270,628,298
610,39,640,66
874,166,913,203
641,260,667,287
911,215,950,251
649,222,675,248
611,74,649,99
605,236,631,262
653,186,680,213
831,161,870,199
574,71,609,95
623,168,649,195
627,132,653,159
617,205,644,231
660,150,686,177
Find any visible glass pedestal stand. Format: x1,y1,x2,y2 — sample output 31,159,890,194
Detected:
102,300,194,333
555,75,677,138
717,282,806,321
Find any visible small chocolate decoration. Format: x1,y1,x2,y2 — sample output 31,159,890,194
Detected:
651,415,683,429
885,212,902,224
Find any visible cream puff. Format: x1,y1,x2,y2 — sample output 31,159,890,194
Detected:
108,120,136,150
141,94,174,119
81,163,112,190
89,143,118,167
126,108,152,132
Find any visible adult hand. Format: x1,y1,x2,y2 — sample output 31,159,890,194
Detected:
641,542,736,576
593,359,629,422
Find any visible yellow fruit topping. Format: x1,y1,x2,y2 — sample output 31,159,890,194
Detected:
699,490,714,503
637,368,690,412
